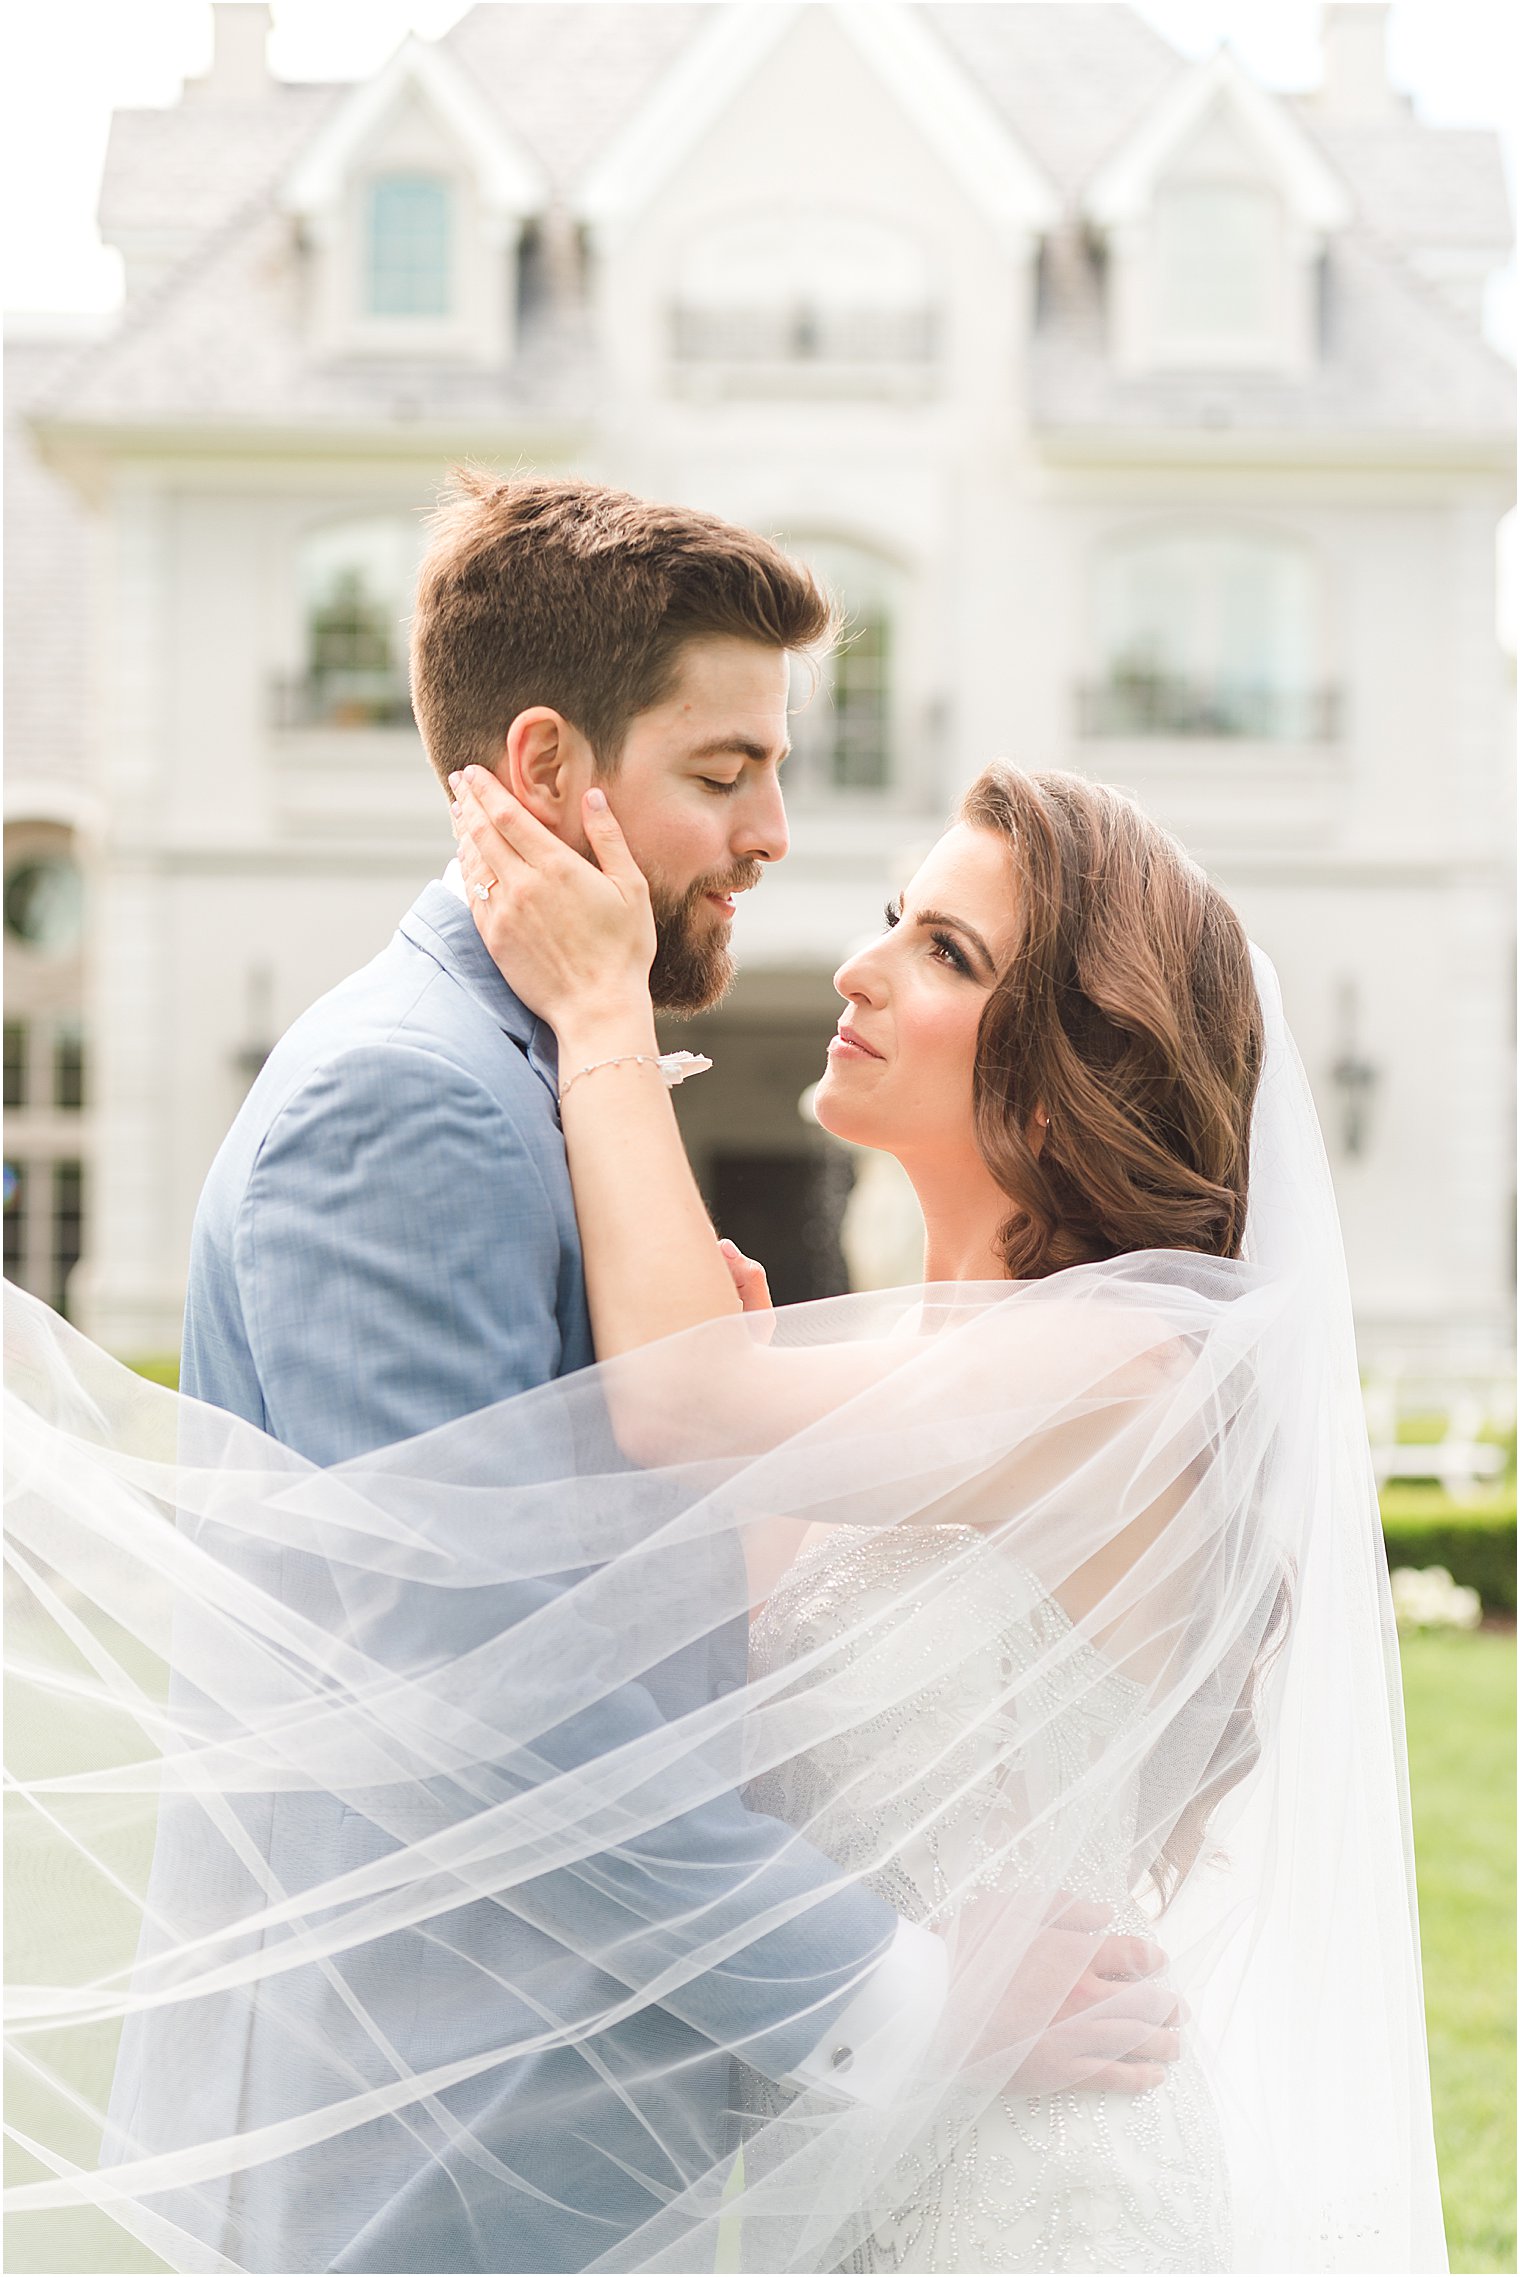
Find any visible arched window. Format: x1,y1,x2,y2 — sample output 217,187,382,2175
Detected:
282,517,419,730
786,542,901,795
1085,529,1331,741
673,214,934,367
365,173,453,318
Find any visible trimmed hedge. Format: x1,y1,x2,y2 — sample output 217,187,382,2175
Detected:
1381,1501,1517,1616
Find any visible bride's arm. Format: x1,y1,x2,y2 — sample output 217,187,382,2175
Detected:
449,769,1177,1488
450,768,894,1442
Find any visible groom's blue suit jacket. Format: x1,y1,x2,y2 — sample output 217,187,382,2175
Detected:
110,884,895,2274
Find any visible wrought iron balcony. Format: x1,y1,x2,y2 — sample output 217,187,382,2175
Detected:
671,304,937,365
1077,673,1342,743
270,670,415,731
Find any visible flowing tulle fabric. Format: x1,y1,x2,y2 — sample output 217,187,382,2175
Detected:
4,956,1445,2274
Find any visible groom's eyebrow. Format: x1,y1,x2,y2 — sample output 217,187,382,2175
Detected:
688,735,791,765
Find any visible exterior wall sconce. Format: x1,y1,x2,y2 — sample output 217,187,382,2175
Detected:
1329,977,1379,1158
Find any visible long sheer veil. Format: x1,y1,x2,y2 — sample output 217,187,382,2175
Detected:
4,949,1445,2274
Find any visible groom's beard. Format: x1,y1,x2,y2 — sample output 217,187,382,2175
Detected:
648,860,764,1015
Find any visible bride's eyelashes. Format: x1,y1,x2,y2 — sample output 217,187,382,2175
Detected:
883,897,975,979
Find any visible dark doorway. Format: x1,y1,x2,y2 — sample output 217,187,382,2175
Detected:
710,1150,856,1305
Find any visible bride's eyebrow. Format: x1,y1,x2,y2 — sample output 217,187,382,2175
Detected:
913,907,996,977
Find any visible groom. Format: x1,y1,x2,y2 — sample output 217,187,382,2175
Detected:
160,474,1177,2272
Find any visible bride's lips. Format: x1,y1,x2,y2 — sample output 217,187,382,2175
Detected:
829,1023,884,1063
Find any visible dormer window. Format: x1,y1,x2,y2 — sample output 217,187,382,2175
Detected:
1152,181,1283,358
365,172,453,318
278,37,547,365
1084,52,1350,379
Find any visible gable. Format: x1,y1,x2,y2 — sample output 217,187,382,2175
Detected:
580,1,1055,248
280,36,545,223
1086,49,1351,235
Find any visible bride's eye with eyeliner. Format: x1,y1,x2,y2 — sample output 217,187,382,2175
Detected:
930,931,973,976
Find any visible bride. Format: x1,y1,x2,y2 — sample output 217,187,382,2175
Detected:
4,764,1444,2275
443,757,1442,2275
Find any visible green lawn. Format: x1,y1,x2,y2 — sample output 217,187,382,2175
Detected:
1401,1627,1517,2273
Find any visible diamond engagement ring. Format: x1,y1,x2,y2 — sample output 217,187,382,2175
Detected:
472,881,494,903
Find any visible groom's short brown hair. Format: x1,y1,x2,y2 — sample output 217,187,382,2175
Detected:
409,469,836,788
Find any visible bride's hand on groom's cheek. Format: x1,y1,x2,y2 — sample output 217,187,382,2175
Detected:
449,768,657,1031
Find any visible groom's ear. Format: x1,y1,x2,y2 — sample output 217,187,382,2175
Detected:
499,707,592,839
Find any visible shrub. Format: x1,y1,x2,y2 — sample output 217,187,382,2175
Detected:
1381,1497,1517,1615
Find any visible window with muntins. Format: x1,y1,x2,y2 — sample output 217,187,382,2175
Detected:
366,174,453,318
786,544,901,797
1085,530,1332,741
280,517,419,729
1152,182,1282,357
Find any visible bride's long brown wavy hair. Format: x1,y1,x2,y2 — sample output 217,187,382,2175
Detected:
961,765,1264,1278
960,764,1282,1900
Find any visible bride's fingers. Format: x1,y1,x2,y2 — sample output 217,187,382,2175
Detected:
1057,1974,1176,2026
452,791,528,898
450,767,559,868
581,787,646,896
1084,2060,1168,2096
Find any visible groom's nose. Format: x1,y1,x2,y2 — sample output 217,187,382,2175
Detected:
735,775,789,866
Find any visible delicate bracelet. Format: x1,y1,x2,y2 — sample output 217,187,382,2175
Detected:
558,1049,712,1105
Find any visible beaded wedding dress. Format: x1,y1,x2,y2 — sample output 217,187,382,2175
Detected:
739,1523,1230,2274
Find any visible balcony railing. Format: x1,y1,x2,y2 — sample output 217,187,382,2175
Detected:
271,670,415,731
1077,674,1342,743
671,304,937,365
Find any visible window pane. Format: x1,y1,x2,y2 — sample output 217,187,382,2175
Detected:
1154,183,1279,343
785,545,899,796
54,1021,86,1112
367,175,452,318
4,856,84,954
830,615,891,791
1092,531,1318,738
4,1023,27,1111
294,517,418,728
3,1159,26,1283
52,1158,84,1317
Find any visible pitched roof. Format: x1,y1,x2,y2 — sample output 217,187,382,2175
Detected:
926,3,1182,197
280,34,547,218
100,81,343,250
1299,115,1512,255
1029,215,1515,443
1084,48,1353,232
32,1,1515,446
577,3,1058,241
442,2,708,198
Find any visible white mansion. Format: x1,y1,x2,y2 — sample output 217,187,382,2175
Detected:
4,0,1514,1369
